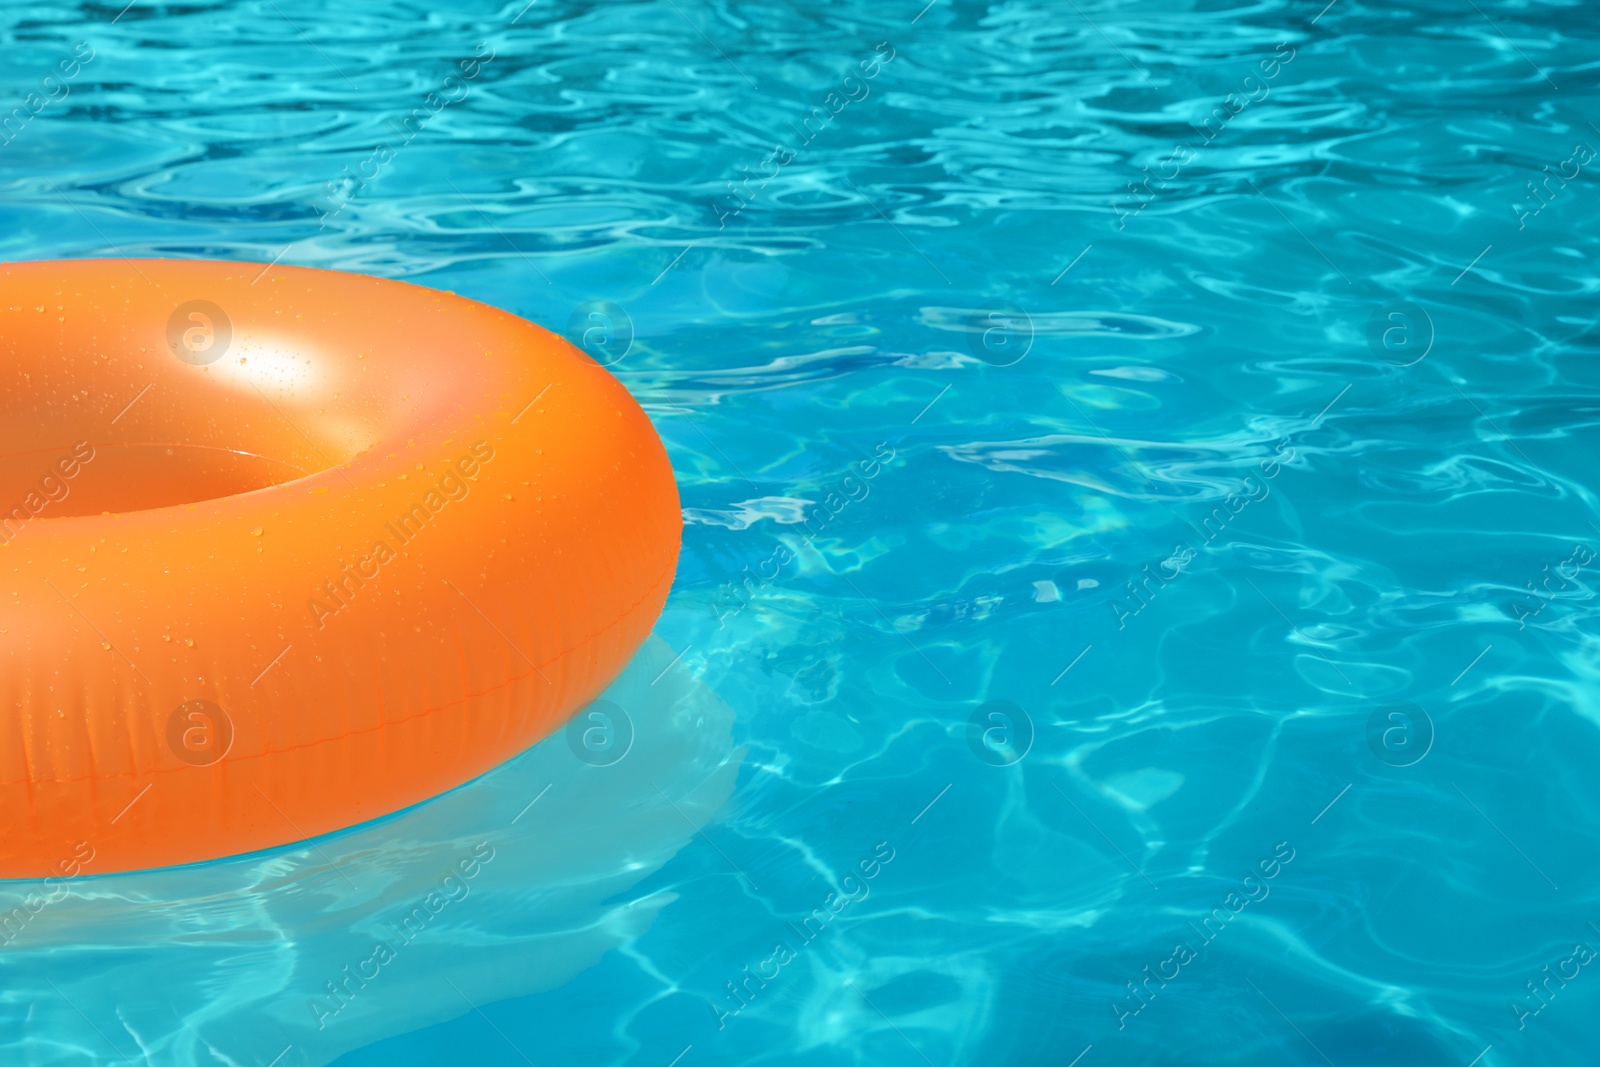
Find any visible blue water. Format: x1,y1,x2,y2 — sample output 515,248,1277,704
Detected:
4,0,1600,1063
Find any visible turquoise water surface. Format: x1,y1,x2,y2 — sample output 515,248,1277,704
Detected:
4,0,1600,1064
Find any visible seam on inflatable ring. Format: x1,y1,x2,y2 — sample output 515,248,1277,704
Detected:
5,550,678,789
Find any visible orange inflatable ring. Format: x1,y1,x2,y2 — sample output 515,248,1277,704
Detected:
0,259,680,878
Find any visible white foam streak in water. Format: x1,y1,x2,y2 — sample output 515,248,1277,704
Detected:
0,638,740,1067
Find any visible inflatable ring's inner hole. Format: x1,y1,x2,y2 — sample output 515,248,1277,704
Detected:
2,331,370,518
0,443,325,518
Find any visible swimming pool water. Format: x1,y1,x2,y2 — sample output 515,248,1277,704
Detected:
4,0,1600,1064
